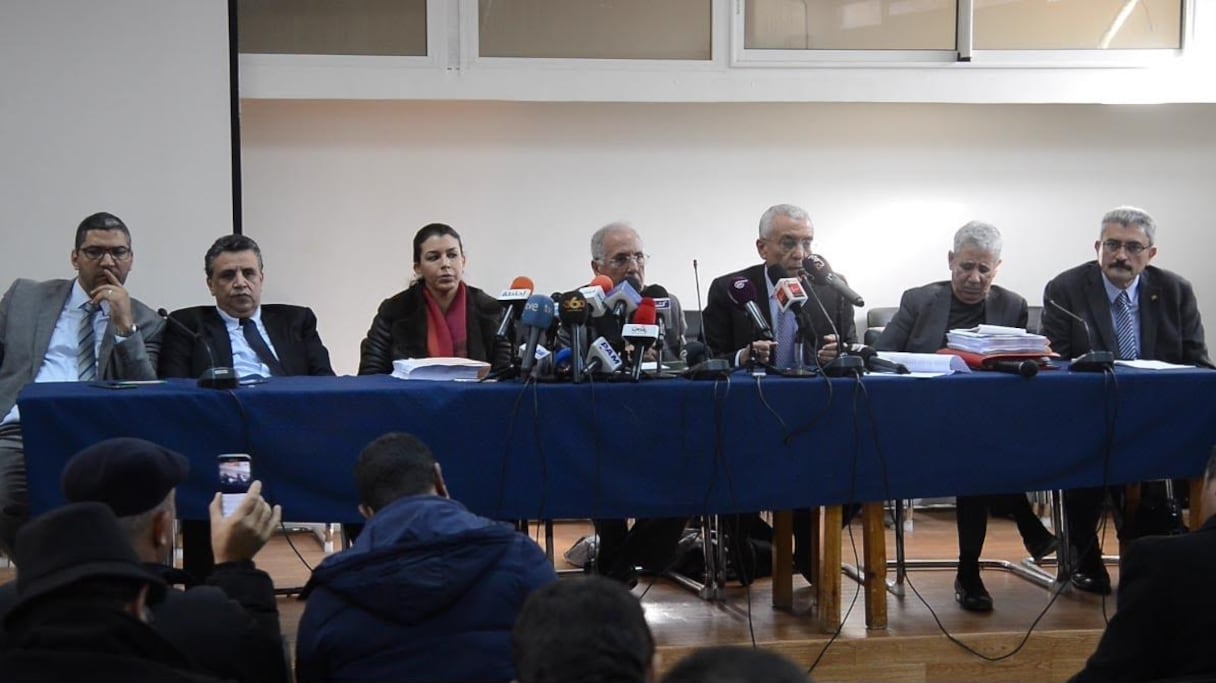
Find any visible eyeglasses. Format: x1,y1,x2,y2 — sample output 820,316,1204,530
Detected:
603,252,648,268
769,237,813,254
1101,239,1150,255
78,246,133,262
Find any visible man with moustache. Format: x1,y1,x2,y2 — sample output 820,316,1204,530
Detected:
1041,206,1211,595
700,203,859,583
0,212,164,559
160,233,334,579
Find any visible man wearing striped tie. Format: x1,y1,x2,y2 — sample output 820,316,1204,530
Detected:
1041,205,1212,595
0,212,164,561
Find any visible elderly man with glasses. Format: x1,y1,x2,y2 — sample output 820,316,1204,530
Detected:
0,212,165,559
1041,205,1212,595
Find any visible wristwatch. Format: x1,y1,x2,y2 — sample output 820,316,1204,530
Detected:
119,322,138,337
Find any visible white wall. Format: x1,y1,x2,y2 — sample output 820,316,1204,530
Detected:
240,100,1216,375
0,0,231,310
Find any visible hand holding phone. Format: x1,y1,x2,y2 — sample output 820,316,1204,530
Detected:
208,479,281,564
217,453,252,517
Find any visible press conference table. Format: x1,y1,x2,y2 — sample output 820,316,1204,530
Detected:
19,369,1216,628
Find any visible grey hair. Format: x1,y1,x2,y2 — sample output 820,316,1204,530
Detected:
113,490,174,543
1101,206,1157,245
758,204,810,239
590,221,640,262
953,221,1003,258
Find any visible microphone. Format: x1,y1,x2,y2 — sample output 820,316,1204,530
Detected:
725,277,774,342
584,336,624,377
558,291,590,382
1047,299,1115,372
157,308,238,389
640,284,673,356
846,343,910,374
579,275,612,318
623,298,660,382
605,276,642,321
989,359,1039,377
495,276,534,340
518,294,556,379
803,254,864,307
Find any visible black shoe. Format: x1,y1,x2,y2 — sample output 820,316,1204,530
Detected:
1070,568,1112,595
1025,534,1059,562
954,576,994,612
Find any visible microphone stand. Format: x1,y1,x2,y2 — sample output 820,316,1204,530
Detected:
783,328,816,377
822,289,863,377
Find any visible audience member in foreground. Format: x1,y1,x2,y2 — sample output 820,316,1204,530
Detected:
660,645,811,683
512,575,655,683
295,432,556,683
1068,447,1216,683
0,502,226,682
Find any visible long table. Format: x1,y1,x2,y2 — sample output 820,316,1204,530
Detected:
21,370,1216,523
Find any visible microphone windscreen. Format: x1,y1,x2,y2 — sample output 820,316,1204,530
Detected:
640,284,669,298
558,291,590,324
802,255,832,285
157,307,170,318
726,277,758,308
520,294,556,328
509,276,535,292
588,275,614,292
632,298,657,325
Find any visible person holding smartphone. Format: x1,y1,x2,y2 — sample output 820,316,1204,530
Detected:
0,437,290,683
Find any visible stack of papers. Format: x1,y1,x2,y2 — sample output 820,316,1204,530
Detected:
873,351,971,377
946,324,1051,355
391,357,490,381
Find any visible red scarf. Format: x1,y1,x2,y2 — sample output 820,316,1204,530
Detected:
423,282,469,358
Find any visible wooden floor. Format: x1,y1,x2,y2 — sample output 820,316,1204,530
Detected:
2,509,1122,682
265,509,1118,682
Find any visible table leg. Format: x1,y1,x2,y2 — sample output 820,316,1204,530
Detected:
818,505,842,633
861,502,887,630
772,510,793,610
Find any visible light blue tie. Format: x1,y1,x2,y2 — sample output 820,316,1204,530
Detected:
1113,291,1138,360
775,307,797,369
77,302,98,381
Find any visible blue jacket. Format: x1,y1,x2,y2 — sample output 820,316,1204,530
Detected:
295,495,557,683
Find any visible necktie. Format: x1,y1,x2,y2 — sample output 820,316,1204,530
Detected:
240,318,285,376
1113,291,1138,360
77,302,98,381
775,306,797,369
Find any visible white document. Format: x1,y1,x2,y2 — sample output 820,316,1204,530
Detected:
391,357,491,381
1114,359,1195,371
874,351,971,377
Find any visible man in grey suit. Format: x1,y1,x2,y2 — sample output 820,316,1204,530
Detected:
875,221,1056,612
0,211,164,558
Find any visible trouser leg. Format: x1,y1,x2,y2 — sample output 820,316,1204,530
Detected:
955,495,987,573
1004,492,1053,546
1065,486,1105,570
0,425,27,559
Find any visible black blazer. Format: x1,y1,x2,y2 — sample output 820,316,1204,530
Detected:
874,282,1028,353
1069,515,1216,683
701,263,857,363
1040,262,1212,368
358,281,511,375
158,304,335,378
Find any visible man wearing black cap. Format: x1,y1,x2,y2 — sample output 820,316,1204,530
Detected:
0,501,226,682
0,212,165,558
0,437,289,683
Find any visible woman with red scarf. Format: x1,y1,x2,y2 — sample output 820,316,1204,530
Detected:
358,223,511,374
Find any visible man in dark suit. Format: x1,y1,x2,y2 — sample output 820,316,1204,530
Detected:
1041,206,1212,595
875,221,1056,612
700,204,858,582
0,212,164,559
1068,448,1216,683
159,233,334,578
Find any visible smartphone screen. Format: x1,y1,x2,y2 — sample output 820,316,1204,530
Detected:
217,453,252,517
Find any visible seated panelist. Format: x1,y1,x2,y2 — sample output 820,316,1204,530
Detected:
359,223,511,375
874,221,1056,612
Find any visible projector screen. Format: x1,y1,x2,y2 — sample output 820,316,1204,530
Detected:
0,0,233,312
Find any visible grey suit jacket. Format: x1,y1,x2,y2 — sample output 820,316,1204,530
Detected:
0,277,165,416
874,281,1028,354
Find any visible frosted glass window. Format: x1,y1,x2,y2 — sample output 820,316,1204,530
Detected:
745,0,956,50
238,0,427,56
479,0,711,59
974,0,1182,50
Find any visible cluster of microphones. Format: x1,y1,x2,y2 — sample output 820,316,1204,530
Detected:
492,252,889,383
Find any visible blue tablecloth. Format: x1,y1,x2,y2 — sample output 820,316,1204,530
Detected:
18,369,1216,522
